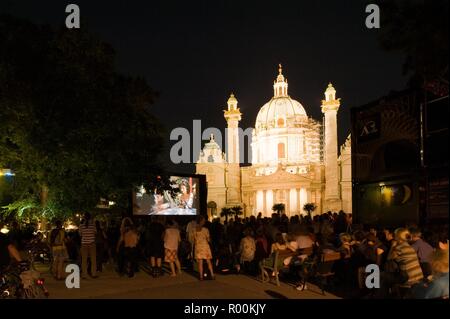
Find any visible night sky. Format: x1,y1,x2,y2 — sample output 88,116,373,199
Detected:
1,1,407,173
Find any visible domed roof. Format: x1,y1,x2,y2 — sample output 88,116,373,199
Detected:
203,135,221,150
255,97,307,128
255,65,307,129
197,134,225,163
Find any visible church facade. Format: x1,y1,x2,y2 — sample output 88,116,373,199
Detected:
196,65,351,218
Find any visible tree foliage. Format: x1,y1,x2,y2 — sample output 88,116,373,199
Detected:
220,207,233,222
0,15,167,218
231,205,243,218
272,203,285,214
377,0,449,89
303,203,317,216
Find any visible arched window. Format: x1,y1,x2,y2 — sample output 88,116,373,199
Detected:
278,143,285,159
277,118,285,127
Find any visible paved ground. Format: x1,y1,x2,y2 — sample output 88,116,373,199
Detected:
41,263,339,299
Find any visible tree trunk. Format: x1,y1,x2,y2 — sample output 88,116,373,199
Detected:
40,184,49,232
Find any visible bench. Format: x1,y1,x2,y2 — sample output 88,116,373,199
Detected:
259,250,298,286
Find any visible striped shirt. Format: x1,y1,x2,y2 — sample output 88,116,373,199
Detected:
391,242,424,285
79,222,96,245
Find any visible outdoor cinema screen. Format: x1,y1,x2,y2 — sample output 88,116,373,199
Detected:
133,175,201,216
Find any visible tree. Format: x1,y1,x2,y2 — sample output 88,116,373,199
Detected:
0,16,167,220
231,205,243,219
377,0,449,93
272,203,285,215
220,207,233,222
303,203,317,218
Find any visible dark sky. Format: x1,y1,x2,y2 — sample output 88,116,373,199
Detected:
1,0,407,173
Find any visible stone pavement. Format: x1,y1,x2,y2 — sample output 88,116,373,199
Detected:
42,263,339,299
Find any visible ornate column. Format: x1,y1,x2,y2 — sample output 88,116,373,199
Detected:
263,190,267,216
286,189,290,216
321,83,342,212
224,93,242,206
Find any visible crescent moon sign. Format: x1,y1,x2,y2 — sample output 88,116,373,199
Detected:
402,185,411,204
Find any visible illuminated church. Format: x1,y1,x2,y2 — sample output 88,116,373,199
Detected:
196,65,352,217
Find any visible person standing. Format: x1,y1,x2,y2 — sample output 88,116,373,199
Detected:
194,216,214,280
210,218,224,260
164,219,182,276
95,220,107,272
78,213,97,279
186,218,197,262
117,217,133,275
117,221,139,278
146,216,165,277
49,220,68,280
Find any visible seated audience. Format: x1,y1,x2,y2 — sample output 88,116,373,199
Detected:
238,228,256,275
271,233,287,253
409,227,434,278
414,248,449,299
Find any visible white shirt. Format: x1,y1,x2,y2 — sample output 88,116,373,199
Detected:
164,228,181,250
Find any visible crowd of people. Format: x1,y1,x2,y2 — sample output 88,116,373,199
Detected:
1,211,448,299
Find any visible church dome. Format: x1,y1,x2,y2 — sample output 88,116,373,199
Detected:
255,97,307,129
255,64,307,130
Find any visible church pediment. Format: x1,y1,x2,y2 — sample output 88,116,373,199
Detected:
247,165,313,187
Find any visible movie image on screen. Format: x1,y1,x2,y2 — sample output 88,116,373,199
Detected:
133,176,199,216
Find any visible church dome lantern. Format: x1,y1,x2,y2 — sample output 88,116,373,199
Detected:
255,64,307,131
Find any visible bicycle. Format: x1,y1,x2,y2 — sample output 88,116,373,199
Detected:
25,237,53,274
1,261,49,299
